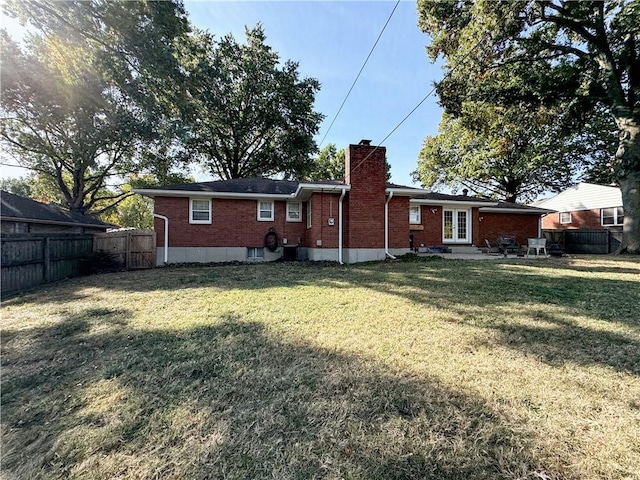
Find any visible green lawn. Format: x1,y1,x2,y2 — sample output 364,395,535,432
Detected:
2,256,639,480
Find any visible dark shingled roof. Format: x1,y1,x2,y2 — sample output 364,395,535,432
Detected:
1,190,113,228
146,177,348,195
157,178,300,195
414,192,550,212
414,192,497,204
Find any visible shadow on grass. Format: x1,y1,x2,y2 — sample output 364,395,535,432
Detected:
2,311,559,480
349,261,640,376
6,258,639,380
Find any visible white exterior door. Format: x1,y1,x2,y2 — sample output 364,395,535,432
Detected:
443,209,470,243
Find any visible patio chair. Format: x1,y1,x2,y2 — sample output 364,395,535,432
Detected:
484,239,501,255
526,238,548,257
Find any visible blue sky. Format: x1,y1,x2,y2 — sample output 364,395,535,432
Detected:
183,1,444,186
1,1,445,187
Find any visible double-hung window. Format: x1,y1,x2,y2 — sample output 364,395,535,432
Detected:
559,212,571,224
306,200,312,228
409,206,421,224
257,200,274,221
190,198,211,224
602,207,624,226
287,202,302,222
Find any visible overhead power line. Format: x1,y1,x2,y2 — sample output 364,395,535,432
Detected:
351,31,492,175
317,0,401,150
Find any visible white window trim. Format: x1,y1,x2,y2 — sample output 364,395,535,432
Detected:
601,207,623,226
559,212,571,224
306,200,312,229
189,198,211,224
247,247,264,259
409,205,421,224
257,200,274,221
286,202,302,222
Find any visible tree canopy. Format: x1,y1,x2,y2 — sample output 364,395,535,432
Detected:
1,0,191,214
181,25,324,180
418,0,640,253
414,102,583,203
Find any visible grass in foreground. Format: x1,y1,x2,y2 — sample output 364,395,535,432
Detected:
1,256,639,479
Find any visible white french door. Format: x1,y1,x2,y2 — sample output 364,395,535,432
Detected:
443,209,470,243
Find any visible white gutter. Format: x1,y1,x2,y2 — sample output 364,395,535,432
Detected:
292,183,350,198
411,199,495,207
384,191,396,259
153,213,169,265
478,207,551,214
338,187,346,264
385,187,431,196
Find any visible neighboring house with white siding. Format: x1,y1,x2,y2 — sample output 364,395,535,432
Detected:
534,183,624,231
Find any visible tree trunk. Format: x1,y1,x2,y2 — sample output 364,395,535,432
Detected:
615,117,640,254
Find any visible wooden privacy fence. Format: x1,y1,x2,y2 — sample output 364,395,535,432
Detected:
1,230,156,297
1,234,94,297
94,230,156,270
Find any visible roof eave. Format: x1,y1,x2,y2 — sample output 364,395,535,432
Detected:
410,199,497,207
385,187,431,197
0,215,111,229
478,207,551,214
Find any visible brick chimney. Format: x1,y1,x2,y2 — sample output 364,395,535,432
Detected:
344,140,387,249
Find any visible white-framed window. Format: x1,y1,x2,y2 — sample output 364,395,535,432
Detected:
602,207,624,226
257,200,274,221
247,247,264,259
559,212,571,224
409,205,421,224
190,198,211,224
286,202,302,222
306,200,312,229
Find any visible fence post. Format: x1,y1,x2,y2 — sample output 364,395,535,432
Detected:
43,236,51,282
126,231,132,270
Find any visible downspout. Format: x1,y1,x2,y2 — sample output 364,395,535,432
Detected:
538,213,547,238
153,213,169,265
338,187,346,264
385,191,396,259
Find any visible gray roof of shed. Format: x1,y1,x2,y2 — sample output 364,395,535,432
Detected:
0,190,113,228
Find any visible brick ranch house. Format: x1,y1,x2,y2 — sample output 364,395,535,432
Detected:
135,141,549,265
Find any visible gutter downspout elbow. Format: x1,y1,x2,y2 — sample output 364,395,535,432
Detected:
338,187,346,264
385,192,396,259
153,213,169,265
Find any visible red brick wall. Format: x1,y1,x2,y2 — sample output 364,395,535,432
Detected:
541,209,621,230
388,196,410,249
408,206,540,247
305,192,340,249
154,196,306,247
410,206,443,247
477,212,539,246
344,143,386,249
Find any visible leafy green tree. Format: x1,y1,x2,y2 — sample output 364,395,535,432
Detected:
418,0,640,253
414,102,587,203
305,143,392,182
1,1,190,214
102,184,153,229
305,144,347,181
181,25,323,180
0,176,32,198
